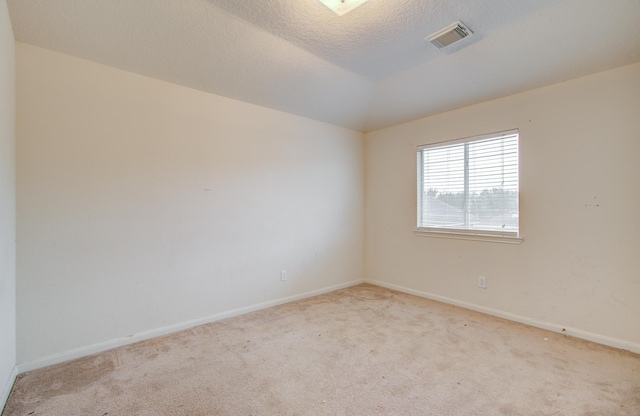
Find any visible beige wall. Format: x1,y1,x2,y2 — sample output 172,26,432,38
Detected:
16,43,364,366
0,0,16,407
365,63,640,351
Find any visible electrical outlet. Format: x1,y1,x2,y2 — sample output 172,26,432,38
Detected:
281,270,288,281
478,276,487,289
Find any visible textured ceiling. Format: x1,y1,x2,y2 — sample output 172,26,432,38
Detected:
206,0,555,80
6,0,640,132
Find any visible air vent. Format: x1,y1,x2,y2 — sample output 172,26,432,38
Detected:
427,21,473,49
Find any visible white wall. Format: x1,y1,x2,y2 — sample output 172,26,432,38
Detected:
16,43,364,366
0,0,16,408
365,63,640,351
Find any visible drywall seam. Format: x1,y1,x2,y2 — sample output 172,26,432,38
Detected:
0,366,17,413
16,279,365,373
367,280,640,355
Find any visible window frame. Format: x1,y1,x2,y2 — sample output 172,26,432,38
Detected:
415,129,523,244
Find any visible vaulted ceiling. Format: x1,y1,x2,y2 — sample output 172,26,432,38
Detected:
7,0,640,132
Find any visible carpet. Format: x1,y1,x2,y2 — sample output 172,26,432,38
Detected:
4,284,640,415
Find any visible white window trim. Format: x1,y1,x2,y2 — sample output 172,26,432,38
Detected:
416,129,522,244
413,228,523,244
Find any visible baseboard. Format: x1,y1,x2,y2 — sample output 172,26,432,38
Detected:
367,280,640,355
1,365,18,413
17,279,365,373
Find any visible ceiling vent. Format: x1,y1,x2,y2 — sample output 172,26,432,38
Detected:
427,21,473,49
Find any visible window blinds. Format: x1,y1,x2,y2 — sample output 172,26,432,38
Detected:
417,130,519,236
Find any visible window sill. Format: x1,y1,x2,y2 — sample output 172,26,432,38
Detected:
413,229,523,244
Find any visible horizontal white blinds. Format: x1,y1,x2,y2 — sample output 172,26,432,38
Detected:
418,130,519,236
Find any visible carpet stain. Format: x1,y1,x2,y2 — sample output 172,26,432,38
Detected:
11,354,115,401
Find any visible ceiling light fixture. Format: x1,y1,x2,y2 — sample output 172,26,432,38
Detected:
317,0,370,16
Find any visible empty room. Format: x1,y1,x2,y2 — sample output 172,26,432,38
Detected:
1,0,639,414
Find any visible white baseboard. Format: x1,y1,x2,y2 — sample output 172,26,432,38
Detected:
17,279,365,373
1,365,18,412
367,280,640,355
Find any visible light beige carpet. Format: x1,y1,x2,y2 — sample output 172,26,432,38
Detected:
3,284,640,415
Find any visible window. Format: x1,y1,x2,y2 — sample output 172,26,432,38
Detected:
416,129,520,241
